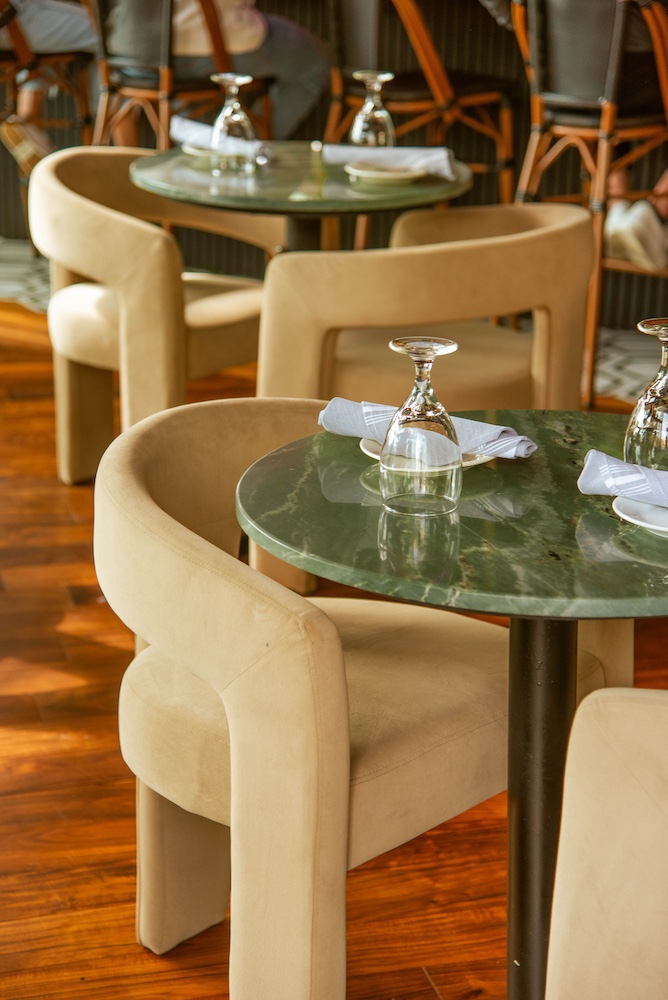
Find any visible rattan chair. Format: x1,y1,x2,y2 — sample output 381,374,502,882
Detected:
90,0,272,148
324,0,516,204
512,0,668,407
0,0,93,137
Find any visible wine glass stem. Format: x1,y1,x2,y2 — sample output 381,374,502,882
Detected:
414,360,433,384
660,340,668,375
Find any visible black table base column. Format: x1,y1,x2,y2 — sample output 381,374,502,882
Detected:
507,617,578,1000
286,216,322,251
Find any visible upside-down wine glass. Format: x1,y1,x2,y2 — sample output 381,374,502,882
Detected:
379,337,463,516
210,72,256,173
624,318,668,472
349,70,396,147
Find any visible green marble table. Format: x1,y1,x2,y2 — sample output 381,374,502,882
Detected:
236,408,668,1000
130,142,473,250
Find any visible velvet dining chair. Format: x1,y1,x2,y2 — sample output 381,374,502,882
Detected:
256,201,594,412
545,686,668,997
27,145,286,485
93,395,633,1000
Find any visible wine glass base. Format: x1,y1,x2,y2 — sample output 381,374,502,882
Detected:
382,493,458,517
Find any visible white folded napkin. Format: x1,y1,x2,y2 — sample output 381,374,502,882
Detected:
318,398,537,460
578,450,668,508
322,143,456,180
170,115,265,160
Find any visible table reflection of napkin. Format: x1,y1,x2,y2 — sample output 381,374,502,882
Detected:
578,450,668,507
322,144,456,181
576,513,668,566
170,115,266,160
318,398,537,459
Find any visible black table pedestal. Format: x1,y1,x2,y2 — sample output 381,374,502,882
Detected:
507,617,578,1000
286,215,325,251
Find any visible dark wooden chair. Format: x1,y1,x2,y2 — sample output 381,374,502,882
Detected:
90,0,273,148
512,0,668,408
324,0,516,204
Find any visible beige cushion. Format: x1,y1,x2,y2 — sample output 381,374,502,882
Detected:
48,273,264,374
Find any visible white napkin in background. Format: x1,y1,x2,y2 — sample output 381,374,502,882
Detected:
169,117,455,180
318,398,538,460
578,450,668,508
170,115,265,160
322,144,456,180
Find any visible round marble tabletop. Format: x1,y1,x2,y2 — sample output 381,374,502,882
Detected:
236,409,668,621
130,142,473,218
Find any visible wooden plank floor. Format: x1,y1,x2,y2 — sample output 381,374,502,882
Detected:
1,301,667,1000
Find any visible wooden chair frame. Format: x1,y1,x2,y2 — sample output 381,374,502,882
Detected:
91,0,271,149
324,0,515,204
512,0,668,408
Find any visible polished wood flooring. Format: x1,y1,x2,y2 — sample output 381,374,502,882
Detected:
1,301,667,1000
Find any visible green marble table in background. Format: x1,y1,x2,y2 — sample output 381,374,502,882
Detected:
237,408,668,1000
130,143,473,250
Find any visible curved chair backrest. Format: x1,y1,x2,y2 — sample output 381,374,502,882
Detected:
546,687,668,997
28,146,285,429
94,397,328,648
257,202,594,411
28,146,285,281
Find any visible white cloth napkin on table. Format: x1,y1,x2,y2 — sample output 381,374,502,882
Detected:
318,398,537,459
578,449,668,507
170,115,265,160
322,144,456,181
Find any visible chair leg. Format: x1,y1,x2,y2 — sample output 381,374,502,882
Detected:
498,100,515,203
52,353,115,484
135,780,231,956
515,129,551,203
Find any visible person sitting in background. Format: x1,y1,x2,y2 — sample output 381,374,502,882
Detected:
0,0,98,123
108,0,330,140
478,0,668,271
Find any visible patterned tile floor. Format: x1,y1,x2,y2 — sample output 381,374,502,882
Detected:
0,236,659,405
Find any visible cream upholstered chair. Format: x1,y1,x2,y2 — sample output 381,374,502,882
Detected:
93,395,633,1000
27,145,285,485
256,202,593,411
545,687,668,998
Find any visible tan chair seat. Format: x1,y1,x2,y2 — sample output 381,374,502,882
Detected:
48,273,264,375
